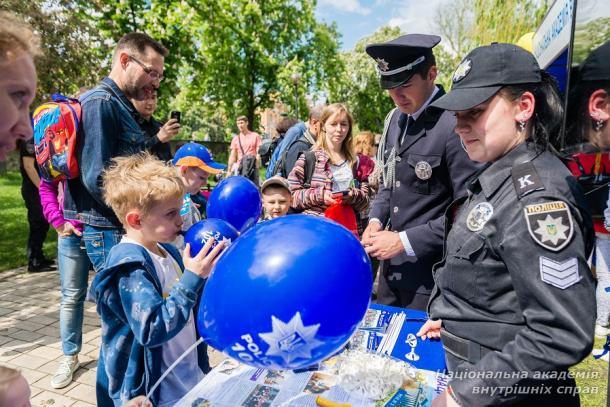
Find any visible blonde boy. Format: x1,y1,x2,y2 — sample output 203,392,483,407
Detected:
261,176,292,219
172,142,226,249
91,153,224,407
0,366,30,407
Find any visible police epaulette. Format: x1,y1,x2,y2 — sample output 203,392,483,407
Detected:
511,161,545,199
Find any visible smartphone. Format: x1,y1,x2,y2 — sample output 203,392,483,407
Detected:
331,190,349,199
170,110,181,123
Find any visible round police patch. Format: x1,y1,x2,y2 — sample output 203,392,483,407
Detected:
414,161,432,180
466,202,494,232
453,59,472,83
524,201,574,251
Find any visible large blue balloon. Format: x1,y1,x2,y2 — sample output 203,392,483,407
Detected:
197,215,373,370
206,176,262,233
184,219,239,257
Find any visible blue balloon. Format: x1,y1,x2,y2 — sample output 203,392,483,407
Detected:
206,176,262,233
197,215,373,370
184,219,239,257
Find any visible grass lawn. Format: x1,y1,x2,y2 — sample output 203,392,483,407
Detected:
0,172,57,271
572,336,609,406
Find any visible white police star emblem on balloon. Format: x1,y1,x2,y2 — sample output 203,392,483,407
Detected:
259,312,324,365
220,236,232,247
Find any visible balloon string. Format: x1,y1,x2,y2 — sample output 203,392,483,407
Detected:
277,392,312,406
145,337,204,402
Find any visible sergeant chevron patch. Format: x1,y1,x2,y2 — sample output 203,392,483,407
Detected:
539,256,580,289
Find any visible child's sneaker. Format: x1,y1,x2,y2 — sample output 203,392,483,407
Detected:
592,348,610,362
595,324,610,338
51,355,80,389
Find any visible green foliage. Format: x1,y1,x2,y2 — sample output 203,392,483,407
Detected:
572,17,610,65
0,0,107,103
329,26,401,134
0,172,57,271
74,0,204,117
571,336,608,406
433,0,551,88
181,0,341,129
6,1,341,133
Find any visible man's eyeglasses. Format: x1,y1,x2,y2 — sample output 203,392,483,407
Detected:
129,55,164,82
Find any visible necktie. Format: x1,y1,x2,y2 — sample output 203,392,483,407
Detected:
399,115,414,146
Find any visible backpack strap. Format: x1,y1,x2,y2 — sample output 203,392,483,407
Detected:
275,136,311,177
237,133,246,156
272,146,288,177
303,151,316,188
352,155,360,178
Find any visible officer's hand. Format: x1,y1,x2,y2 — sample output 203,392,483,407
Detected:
416,319,442,341
361,221,382,246
431,390,461,407
323,190,337,206
364,230,403,260
157,118,181,143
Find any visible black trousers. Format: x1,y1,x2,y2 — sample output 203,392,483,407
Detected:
21,185,49,264
375,261,432,311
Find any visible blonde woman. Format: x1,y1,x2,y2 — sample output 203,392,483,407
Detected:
353,131,376,158
288,103,374,234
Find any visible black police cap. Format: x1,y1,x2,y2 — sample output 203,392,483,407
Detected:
431,43,541,111
366,34,441,89
579,41,610,82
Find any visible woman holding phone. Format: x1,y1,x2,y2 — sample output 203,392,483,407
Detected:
287,103,373,234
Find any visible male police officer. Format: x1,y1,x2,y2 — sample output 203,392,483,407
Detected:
362,34,480,310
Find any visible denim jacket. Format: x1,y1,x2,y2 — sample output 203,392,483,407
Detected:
64,77,147,227
91,242,209,406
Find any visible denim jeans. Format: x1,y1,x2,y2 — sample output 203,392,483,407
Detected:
595,234,610,326
58,234,91,355
82,225,123,272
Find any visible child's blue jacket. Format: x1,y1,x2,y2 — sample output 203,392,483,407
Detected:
91,242,209,406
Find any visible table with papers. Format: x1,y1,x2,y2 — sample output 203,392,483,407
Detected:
176,304,447,407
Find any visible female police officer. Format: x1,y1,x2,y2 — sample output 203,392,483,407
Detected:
417,43,595,406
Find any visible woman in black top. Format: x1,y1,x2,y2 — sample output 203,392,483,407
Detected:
418,43,595,406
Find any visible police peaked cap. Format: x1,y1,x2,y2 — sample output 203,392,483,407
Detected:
366,34,441,89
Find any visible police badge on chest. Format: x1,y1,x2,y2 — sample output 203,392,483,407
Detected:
466,202,494,232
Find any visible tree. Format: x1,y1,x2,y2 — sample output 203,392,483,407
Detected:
180,0,341,133
433,0,551,88
329,26,401,134
572,17,610,64
1,0,106,103
76,0,204,117
67,0,341,138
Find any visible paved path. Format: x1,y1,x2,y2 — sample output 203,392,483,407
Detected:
0,266,225,406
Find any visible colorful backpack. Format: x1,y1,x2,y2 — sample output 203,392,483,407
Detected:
32,94,81,181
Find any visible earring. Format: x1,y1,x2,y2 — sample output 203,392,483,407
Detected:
518,120,526,133
595,119,605,132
